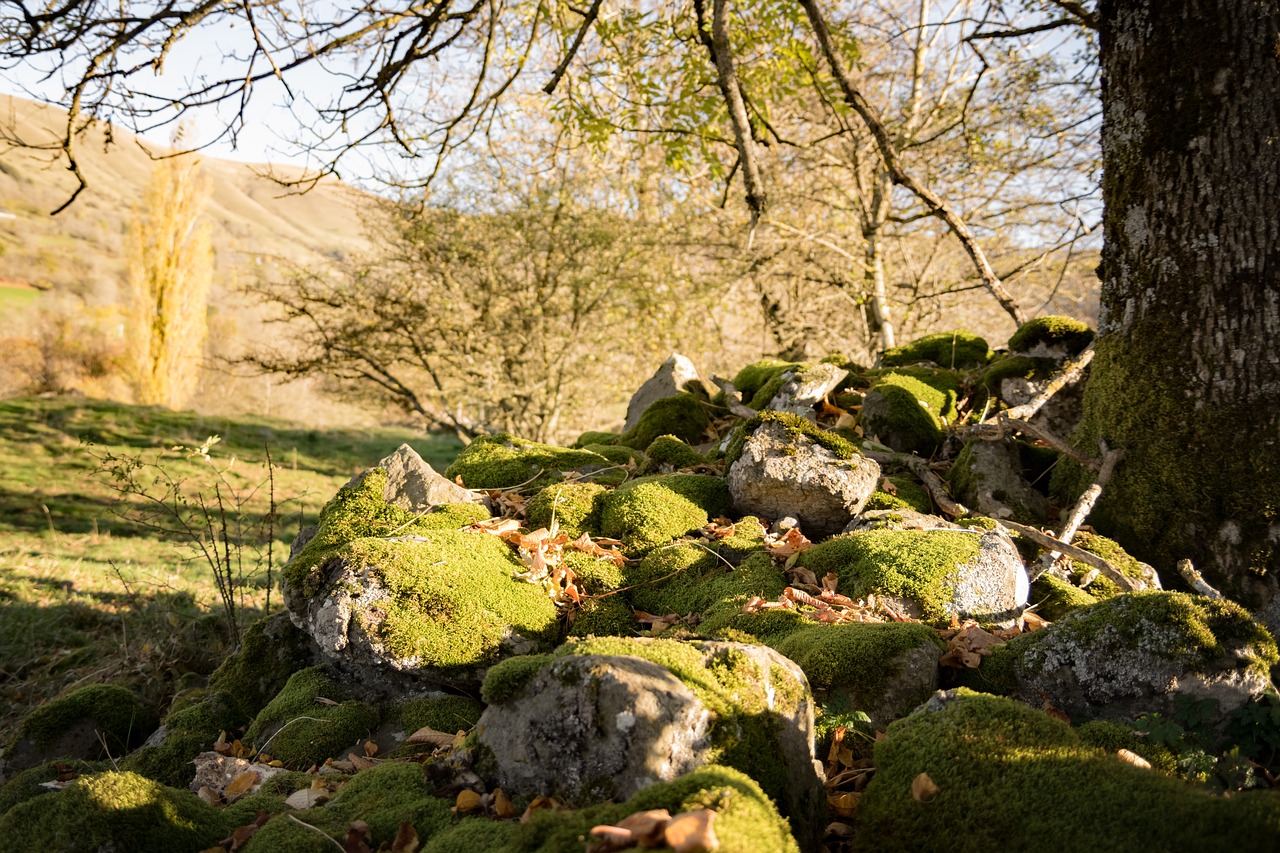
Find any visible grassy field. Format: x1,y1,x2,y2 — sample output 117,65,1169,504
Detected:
0,396,462,745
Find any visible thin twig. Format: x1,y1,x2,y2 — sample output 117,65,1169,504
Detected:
862,449,969,518
543,0,603,94
1033,444,1122,578
1177,559,1223,600
1000,519,1141,592
1002,342,1095,422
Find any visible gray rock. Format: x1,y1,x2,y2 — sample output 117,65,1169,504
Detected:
950,528,1030,622
476,639,823,849
843,508,960,534
623,353,703,433
999,372,1086,437
948,438,1048,522
991,591,1276,725
347,443,485,513
728,420,881,539
763,363,848,422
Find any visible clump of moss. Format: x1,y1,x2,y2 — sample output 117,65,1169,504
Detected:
525,482,607,538
121,690,243,788
445,434,614,491
600,474,730,555
481,654,555,705
0,771,227,852
859,691,1280,851
1007,315,1095,354
748,363,825,410
775,622,943,709
582,442,644,468
859,373,956,455
699,608,810,646
389,695,484,737
628,548,785,623
724,410,859,466
245,667,379,768
644,434,707,472
567,594,637,638
864,475,932,513
1075,719,1179,776
618,394,710,450
417,502,491,528
732,359,802,403
0,760,107,818
573,430,620,448
206,611,317,721
422,819,519,852
797,530,983,620
1029,573,1099,621
881,330,991,369
1069,532,1154,598
981,354,1060,393
8,684,156,767
865,365,964,398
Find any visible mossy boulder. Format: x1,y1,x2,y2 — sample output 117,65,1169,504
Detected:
3,684,157,776
445,434,614,490
643,434,707,472
881,330,991,369
627,545,785,622
1069,532,1159,597
796,528,1027,623
476,637,821,847
573,429,619,448
245,667,379,768
859,373,956,455
622,353,706,433
0,759,107,818
971,592,1278,724
207,611,320,721
732,359,802,407
0,771,227,852
120,690,244,788
1007,315,1095,355
600,473,730,555
618,393,710,450
947,437,1049,523
525,482,607,538
857,691,1280,852
1028,572,1100,621
863,475,932,513
774,622,944,729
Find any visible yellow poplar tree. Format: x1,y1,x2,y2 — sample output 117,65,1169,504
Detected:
127,151,213,409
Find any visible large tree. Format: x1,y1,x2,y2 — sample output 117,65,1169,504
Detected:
1062,0,1280,605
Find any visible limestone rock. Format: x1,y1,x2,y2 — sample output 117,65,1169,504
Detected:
624,353,704,433
762,363,849,422
947,438,1048,522
348,443,484,513
728,420,880,540
843,508,961,534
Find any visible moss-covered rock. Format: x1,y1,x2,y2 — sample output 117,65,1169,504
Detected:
617,393,710,450
600,474,730,555
573,430,619,448
245,667,379,768
859,373,955,455
973,592,1279,723
1007,315,1095,355
858,691,1280,852
525,482,607,538
643,434,707,472
724,410,859,467
207,611,319,721
0,759,107,818
732,359,802,405
627,547,785,623
1069,532,1158,598
120,690,243,788
566,594,637,638
864,365,964,399
947,438,1049,523
774,622,944,728
581,442,643,468
863,475,932,513
881,330,991,369
4,684,157,774
444,434,613,491
387,694,484,738
0,771,227,852
980,354,1059,394
1028,572,1099,622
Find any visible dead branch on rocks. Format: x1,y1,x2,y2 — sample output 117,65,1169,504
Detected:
709,375,758,419
1032,443,1123,578
863,449,969,518
1177,559,1224,599
1000,519,1142,592
1002,342,1094,422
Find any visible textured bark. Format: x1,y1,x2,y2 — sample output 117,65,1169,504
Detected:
1069,0,1280,605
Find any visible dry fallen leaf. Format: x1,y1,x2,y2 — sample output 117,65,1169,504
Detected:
314,696,340,707
224,770,259,803
911,772,940,804
347,752,377,771
493,788,515,820
1021,611,1050,631
362,740,378,758
1117,749,1152,770
343,820,373,853
664,809,719,852
285,788,328,810
454,789,484,815
406,726,458,747
520,795,562,823
826,791,859,819
391,821,420,853
618,809,671,846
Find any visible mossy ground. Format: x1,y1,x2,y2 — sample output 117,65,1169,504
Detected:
881,330,991,369
444,434,612,491
120,690,244,787
797,530,983,620
1028,573,1099,621
643,434,706,472
774,622,942,706
863,475,932,513
524,482,606,538
627,547,785,622
858,691,1280,852
599,474,730,555
245,667,379,768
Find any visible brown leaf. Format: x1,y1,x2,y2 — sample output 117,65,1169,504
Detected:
520,795,562,823
362,740,378,758
911,772,939,804
664,809,719,852
343,820,373,853
285,788,328,810
314,696,340,707
587,825,636,853
1041,696,1071,724
347,752,377,771
1021,611,1050,631
879,477,898,496
827,791,860,819
406,726,457,747
618,809,672,846
1117,749,1152,770
492,788,515,820
784,565,819,587
454,789,484,815
821,572,840,594
391,821,420,853
224,770,259,803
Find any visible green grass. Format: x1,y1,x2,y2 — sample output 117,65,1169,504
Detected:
0,396,462,745
0,286,39,312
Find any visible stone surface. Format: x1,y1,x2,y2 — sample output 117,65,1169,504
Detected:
948,438,1048,522
348,443,484,513
728,421,880,539
763,364,849,422
950,528,1030,622
623,353,703,433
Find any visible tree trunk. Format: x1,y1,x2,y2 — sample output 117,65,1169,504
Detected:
1066,0,1280,605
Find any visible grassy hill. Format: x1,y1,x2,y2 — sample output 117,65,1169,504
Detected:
0,396,461,746
0,93,372,304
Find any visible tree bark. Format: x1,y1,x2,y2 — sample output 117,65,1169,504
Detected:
1066,0,1280,605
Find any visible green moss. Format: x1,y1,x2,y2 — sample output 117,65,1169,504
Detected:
860,373,955,455
724,410,860,466
1075,720,1179,776
881,330,992,369
582,442,643,466
481,654,555,705
0,760,107,818
11,683,156,759
797,530,983,620
864,476,932,513
628,548,785,623
245,667,380,768
599,474,730,555
643,434,706,471
121,690,243,788
422,819,519,853
417,502,491,528
563,550,626,594
747,362,832,411
207,612,317,721
566,594,636,638
698,608,809,646
732,359,802,402
858,692,1280,852
1029,573,1099,621
572,430,619,448
445,434,613,491
525,482,607,538
981,354,1059,393
618,394,710,450
305,531,559,670
389,695,484,736
1069,532,1153,598
947,439,1047,524
1007,315,1094,354
775,622,943,707
0,771,227,852
864,365,964,398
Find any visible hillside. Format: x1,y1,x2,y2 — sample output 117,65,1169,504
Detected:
0,93,373,303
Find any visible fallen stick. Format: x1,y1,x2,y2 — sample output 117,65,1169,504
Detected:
863,449,970,518
709,375,758,419
1031,444,1123,579
999,519,1142,592
1002,342,1094,422
1177,559,1223,600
